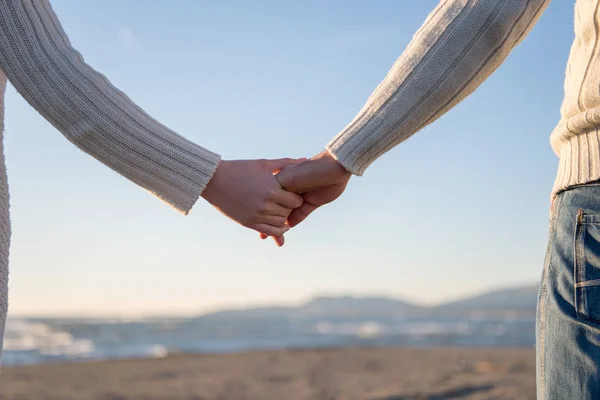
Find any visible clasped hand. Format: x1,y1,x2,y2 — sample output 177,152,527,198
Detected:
201,151,350,246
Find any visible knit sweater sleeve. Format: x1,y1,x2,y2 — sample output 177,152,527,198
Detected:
0,0,221,214
327,0,551,176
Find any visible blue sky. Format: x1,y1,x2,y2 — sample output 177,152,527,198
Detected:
5,0,573,316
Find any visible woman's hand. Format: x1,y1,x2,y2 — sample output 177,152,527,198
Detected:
201,158,305,245
260,151,351,243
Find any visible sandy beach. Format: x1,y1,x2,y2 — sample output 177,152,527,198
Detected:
0,347,536,400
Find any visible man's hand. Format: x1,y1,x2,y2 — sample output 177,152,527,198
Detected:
277,150,351,226
201,158,305,246
259,151,351,243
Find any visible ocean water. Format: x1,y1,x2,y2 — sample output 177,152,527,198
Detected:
1,315,535,366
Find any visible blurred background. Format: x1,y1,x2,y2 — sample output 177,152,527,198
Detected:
0,0,571,399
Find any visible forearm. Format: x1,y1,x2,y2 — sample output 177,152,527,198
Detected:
0,0,220,214
327,0,550,175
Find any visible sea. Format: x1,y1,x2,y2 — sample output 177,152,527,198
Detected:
2,315,535,366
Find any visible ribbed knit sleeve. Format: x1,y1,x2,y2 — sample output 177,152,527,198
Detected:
327,0,550,176
0,0,221,214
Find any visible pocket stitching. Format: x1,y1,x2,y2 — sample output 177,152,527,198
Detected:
575,279,600,288
575,209,588,320
573,210,600,323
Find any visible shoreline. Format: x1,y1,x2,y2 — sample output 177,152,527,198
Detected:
2,343,536,367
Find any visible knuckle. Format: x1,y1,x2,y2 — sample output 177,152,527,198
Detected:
275,217,287,225
294,195,304,207
260,227,274,236
258,202,270,214
269,229,282,237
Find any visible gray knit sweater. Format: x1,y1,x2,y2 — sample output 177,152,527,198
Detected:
1,0,595,361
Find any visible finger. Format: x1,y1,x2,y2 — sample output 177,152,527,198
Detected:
254,223,290,237
276,154,347,193
259,215,288,227
262,202,292,217
274,165,297,192
275,162,318,193
287,202,318,227
264,158,307,173
273,189,304,209
273,236,285,246
260,233,268,240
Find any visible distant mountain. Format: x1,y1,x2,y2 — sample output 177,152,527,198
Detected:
194,295,419,323
433,285,539,310
185,295,421,337
425,285,539,318
190,285,539,324
198,307,293,320
297,295,420,318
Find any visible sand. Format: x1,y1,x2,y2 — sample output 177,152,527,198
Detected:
0,347,536,400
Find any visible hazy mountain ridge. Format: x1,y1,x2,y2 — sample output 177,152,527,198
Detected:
431,285,539,310
17,285,539,323
193,284,539,322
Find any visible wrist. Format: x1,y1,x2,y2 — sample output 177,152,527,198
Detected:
201,159,227,205
317,150,351,179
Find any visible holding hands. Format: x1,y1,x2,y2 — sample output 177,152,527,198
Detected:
275,150,351,227
201,158,306,244
201,151,350,247
259,150,352,245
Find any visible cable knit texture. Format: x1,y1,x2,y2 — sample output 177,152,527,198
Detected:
0,0,221,360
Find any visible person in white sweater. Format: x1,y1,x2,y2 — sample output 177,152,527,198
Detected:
0,0,307,364
0,0,597,398
274,1,600,399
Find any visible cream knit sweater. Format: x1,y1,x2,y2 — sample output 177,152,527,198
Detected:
1,0,596,360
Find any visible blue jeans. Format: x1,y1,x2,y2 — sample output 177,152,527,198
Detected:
537,183,600,399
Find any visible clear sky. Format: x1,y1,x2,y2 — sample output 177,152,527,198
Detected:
4,0,574,316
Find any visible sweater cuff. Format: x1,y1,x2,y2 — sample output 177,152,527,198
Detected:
125,144,222,215
326,123,383,176
73,131,221,216
161,148,221,215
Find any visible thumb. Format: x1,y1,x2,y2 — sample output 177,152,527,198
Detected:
264,158,307,174
275,160,316,193
287,202,318,228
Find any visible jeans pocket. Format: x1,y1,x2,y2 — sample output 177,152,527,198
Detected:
575,210,600,324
